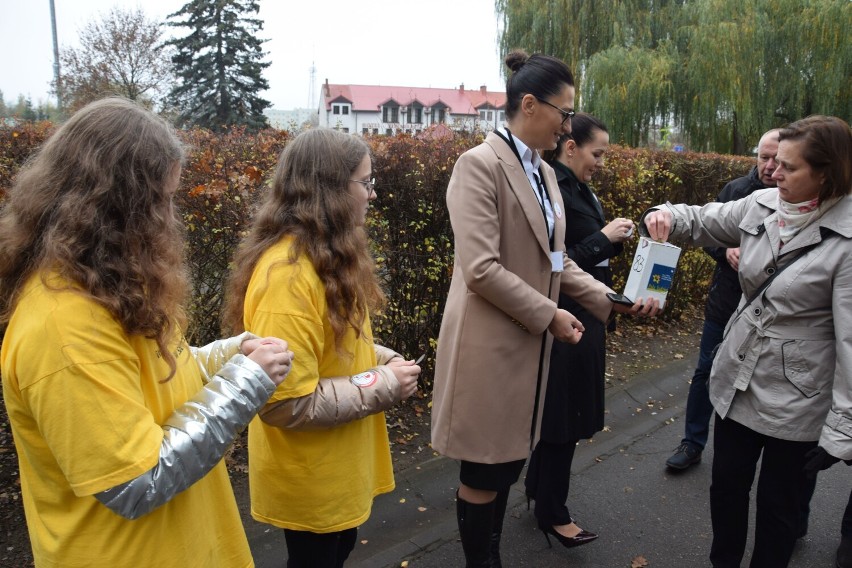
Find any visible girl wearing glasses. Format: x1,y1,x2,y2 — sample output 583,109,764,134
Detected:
431,51,657,566
224,128,421,567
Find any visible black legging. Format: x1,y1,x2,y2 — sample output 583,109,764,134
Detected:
283,527,357,568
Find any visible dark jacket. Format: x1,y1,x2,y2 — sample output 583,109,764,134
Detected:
540,162,624,442
703,166,768,324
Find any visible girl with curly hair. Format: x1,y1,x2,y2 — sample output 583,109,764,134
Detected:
223,127,421,567
0,98,293,567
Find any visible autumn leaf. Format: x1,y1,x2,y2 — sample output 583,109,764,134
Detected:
244,164,262,182
631,555,649,567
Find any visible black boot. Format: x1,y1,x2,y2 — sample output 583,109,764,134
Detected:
489,489,509,568
456,493,497,568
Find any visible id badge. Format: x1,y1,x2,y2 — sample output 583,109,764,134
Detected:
550,251,564,272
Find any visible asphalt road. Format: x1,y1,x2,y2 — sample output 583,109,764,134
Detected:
246,354,852,568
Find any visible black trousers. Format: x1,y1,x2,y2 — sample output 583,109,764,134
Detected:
844,490,852,537
709,414,817,568
283,527,357,568
525,439,577,526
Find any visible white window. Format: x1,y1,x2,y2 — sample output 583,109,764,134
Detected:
333,104,341,115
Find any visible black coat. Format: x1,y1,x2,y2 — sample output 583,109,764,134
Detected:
703,166,768,324
540,163,624,443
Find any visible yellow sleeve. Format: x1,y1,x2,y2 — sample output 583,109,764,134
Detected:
244,249,327,402
16,298,162,497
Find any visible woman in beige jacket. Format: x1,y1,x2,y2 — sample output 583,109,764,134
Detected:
644,115,852,568
431,51,656,567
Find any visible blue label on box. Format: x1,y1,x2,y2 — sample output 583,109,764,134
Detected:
646,263,675,293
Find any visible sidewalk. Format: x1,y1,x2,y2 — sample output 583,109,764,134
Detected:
246,354,851,567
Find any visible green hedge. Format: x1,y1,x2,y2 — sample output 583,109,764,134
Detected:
0,122,753,388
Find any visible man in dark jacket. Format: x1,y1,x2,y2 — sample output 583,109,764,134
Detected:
665,128,780,470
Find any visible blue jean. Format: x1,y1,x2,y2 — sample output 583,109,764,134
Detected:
682,318,725,451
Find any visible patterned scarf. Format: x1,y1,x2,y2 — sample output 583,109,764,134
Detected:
777,196,820,248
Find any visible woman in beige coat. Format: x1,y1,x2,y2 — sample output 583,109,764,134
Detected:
644,115,852,568
431,51,656,567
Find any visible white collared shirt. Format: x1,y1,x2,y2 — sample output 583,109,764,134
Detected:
500,128,555,240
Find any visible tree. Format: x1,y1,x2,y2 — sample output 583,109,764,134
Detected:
56,8,174,113
166,0,271,131
7,95,38,121
496,0,851,153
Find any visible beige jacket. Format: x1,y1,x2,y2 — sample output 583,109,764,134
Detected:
655,189,852,459
431,133,613,464
259,344,402,429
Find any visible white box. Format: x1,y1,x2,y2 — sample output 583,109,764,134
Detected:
623,237,682,308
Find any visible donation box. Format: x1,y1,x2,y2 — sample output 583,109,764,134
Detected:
623,237,682,308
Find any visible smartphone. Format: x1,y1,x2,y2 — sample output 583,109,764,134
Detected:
606,292,636,307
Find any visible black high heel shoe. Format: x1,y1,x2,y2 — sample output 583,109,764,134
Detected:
525,491,534,511
537,520,599,549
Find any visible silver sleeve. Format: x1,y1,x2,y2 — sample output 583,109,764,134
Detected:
190,331,257,383
94,354,276,519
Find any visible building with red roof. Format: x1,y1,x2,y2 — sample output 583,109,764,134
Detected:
319,80,506,135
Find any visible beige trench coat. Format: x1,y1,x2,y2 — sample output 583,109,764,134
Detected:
657,189,852,460
431,133,613,464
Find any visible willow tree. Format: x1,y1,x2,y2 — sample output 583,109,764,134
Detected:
495,0,684,99
583,45,676,147
496,0,851,153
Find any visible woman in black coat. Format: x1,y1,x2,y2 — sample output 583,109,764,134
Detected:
525,113,635,548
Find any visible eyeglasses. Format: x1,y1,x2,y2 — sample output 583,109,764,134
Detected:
350,177,376,196
535,97,575,126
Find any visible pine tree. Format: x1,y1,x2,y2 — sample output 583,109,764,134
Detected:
167,0,271,131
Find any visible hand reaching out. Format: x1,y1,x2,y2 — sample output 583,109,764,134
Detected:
611,296,662,317
643,210,673,242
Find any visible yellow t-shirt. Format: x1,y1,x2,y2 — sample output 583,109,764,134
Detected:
246,237,395,532
0,273,253,568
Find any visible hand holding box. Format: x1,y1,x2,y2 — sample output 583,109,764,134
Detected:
622,237,682,309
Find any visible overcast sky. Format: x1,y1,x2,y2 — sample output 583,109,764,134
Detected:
1,0,507,110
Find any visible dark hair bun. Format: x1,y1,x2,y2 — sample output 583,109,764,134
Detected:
504,50,529,73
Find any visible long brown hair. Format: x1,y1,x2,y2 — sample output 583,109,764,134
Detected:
0,98,188,378
223,128,385,348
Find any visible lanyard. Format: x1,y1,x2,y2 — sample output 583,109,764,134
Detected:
493,129,555,249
